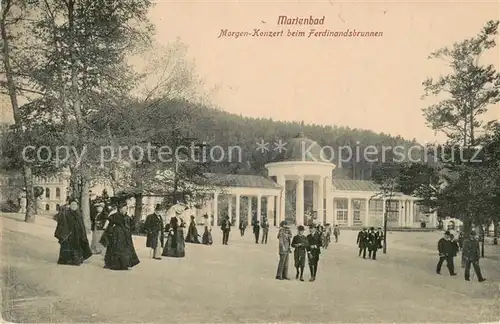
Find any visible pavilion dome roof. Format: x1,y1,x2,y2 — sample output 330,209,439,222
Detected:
273,132,325,163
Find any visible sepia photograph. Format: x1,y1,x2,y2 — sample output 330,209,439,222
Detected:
0,0,499,323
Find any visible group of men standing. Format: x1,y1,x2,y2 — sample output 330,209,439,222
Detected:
220,215,271,245
436,230,486,282
275,221,324,282
356,227,383,260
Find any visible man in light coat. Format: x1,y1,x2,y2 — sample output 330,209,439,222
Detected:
275,221,292,280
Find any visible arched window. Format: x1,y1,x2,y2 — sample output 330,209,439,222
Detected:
56,188,61,199
45,204,50,211
45,188,50,199
56,204,60,211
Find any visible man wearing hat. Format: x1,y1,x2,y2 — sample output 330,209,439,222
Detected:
367,227,379,260
221,215,231,245
90,201,108,254
356,228,368,259
306,225,322,281
276,220,292,280
462,231,486,282
144,204,165,260
436,230,457,276
291,225,308,281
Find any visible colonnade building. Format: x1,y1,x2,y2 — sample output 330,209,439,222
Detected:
25,133,437,228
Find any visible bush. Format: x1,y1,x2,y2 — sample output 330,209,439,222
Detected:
0,200,20,213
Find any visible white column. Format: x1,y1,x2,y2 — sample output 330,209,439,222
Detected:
325,176,334,225
275,195,280,226
405,200,409,227
60,189,67,205
431,210,437,228
398,199,403,227
257,194,262,221
296,176,304,225
317,177,324,224
277,175,286,224
247,196,252,224
228,195,232,223
235,194,240,227
267,196,274,220
365,198,370,227
347,197,353,227
213,193,218,226
409,200,414,226
312,180,318,211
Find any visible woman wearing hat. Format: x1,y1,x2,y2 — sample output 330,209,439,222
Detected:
54,198,93,266
162,210,186,258
202,214,213,245
185,215,201,244
90,202,108,254
101,200,140,270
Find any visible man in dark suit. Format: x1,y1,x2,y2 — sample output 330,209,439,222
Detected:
252,219,261,244
221,215,231,245
144,204,165,260
261,217,269,244
357,228,368,259
463,231,486,282
436,231,457,276
306,225,322,281
367,227,379,260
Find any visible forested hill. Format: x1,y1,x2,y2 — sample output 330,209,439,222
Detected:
153,100,421,180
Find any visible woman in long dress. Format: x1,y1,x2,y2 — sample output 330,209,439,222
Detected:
100,200,140,270
162,216,186,258
185,215,201,243
54,199,92,266
202,214,213,245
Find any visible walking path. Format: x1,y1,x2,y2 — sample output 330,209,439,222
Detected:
1,213,499,323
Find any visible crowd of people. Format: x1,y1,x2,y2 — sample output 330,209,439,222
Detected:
52,198,488,283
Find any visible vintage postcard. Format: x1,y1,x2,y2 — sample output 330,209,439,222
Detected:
1,0,499,323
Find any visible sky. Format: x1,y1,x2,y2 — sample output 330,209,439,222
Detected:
1,0,499,144
143,0,500,143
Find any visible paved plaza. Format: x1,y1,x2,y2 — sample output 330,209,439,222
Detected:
1,213,499,323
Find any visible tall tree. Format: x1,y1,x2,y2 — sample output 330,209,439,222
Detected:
422,20,500,146
0,0,38,222
372,162,401,254
422,20,500,236
21,0,154,230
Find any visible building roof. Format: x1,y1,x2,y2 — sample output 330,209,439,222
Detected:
204,173,280,189
273,132,326,162
332,179,381,192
